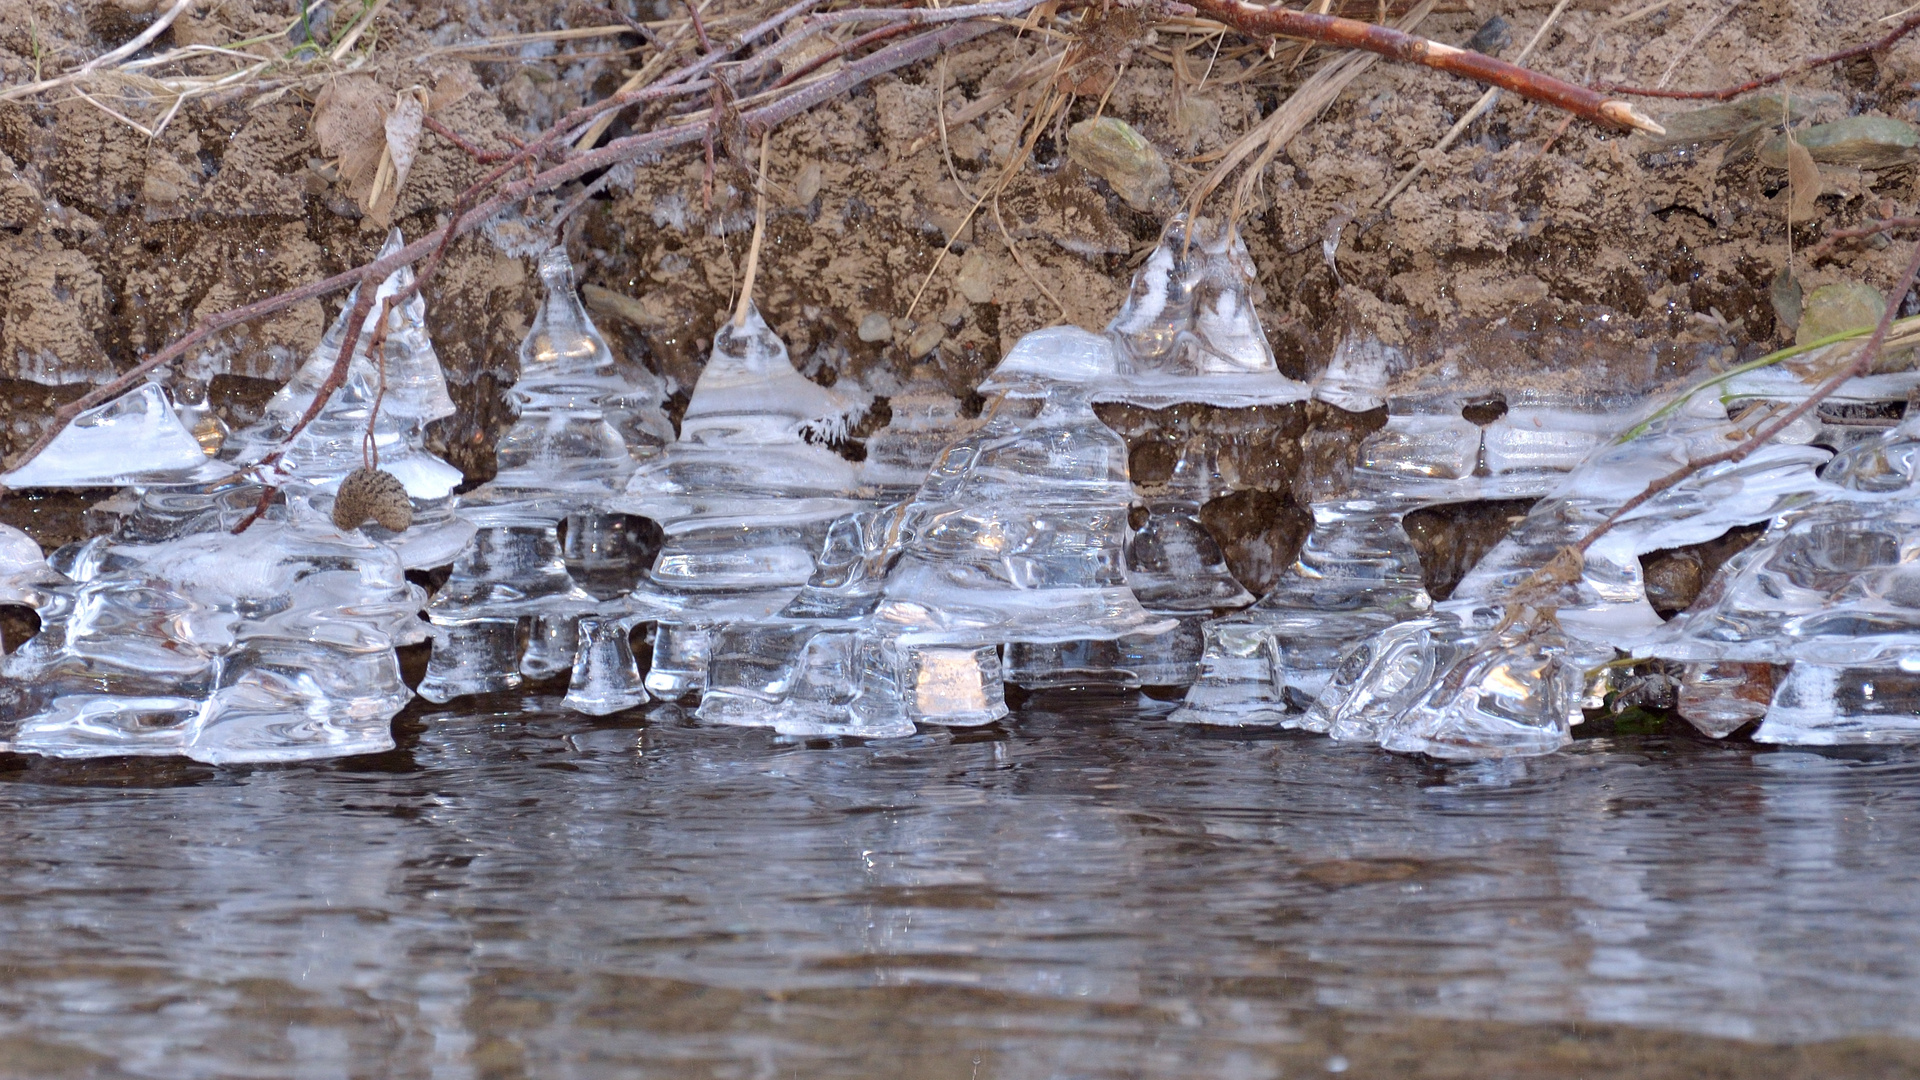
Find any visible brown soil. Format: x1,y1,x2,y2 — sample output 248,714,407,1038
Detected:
1,0,1915,579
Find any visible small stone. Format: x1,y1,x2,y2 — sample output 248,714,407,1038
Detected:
791,162,823,207
1067,117,1172,213
1796,282,1885,346
332,466,414,532
1642,549,1704,614
955,248,995,304
857,313,893,343
1761,116,1920,170
1769,266,1802,333
906,321,945,359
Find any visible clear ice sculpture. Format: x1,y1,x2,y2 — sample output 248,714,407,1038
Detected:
0,381,235,488
864,326,1175,724
1641,408,1920,744
1171,379,1627,728
1006,221,1290,692
598,303,871,717
222,228,472,571
0,487,426,763
1097,219,1312,408
690,324,1184,736
1309,389,1835,758
861,366,981,494
416,247,670,706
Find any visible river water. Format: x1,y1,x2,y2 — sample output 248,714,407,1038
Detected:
2,694,1918,1078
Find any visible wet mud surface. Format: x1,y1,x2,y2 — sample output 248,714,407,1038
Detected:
4,0,1920,571
3,699,1920,1077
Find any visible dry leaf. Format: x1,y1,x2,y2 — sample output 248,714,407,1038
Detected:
1786,133,1823,221
312,78,444,224
312,76,391,212
367,87,428,225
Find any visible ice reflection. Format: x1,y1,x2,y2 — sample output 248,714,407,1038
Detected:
1,707,1919,1075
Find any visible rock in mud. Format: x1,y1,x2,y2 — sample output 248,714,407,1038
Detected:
1067,117,1172,213
1760,117,1920,170
1796,282,1885,346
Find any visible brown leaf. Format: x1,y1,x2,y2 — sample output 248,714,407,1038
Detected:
312,76,391,214
1786,133,1823,221
366,87,428,226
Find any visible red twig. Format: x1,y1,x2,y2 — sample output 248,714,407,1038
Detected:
422,115,516,163
1598,12,1920,101
683,0,714,53
1810,216,1920,258
1182,0,1665,134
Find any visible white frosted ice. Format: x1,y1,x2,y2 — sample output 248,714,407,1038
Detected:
1,382,235,489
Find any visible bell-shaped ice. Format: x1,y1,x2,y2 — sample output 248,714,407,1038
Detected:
419,248,670,705
1,382,235,488
603,304,872,711
481,246,670,517
218,230,471,569
233,229,455,454
1096,218,1310,408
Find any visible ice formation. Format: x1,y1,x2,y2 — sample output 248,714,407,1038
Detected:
1172,379,1626,729
0,490,426,763
1009,220,1290,690
223,229,471,570
1304,392,1829,757
1640,407,1920,745
417,247,668,704
0,382,234,488
599,302,872,720
11,202,1920,763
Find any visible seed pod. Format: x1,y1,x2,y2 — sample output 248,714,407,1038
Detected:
332,467,414,532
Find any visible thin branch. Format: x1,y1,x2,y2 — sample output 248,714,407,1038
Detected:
1182,0,1665,134
1538,237,1920,585
1810,216,1920,258
1598,11,1920,100
1,21,1000,489
0,0,199,101
422,115,516,163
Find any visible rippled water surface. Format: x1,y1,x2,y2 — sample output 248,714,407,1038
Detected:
4,695,1920,1079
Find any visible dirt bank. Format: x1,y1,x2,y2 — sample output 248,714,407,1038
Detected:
1,0,1915,594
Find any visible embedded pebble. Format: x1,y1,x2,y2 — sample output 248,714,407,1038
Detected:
955,249,995,304
1796,282,1885,346
857,313,893,343
906,321,945,359
1761,117,1920,169
1066,117,1172,212
332,466,414,532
